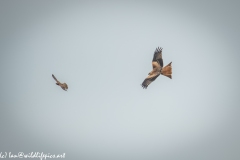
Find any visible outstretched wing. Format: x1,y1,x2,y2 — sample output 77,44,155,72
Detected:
152,47,163,68
52,74,58,82
141,73,160,89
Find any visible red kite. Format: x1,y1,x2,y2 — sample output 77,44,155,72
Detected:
142,47,172,89
52,74,68,91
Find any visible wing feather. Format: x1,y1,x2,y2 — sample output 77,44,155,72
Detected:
153,47,163,67
141,73,160,89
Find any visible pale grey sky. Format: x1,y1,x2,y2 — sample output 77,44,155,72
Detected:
0,0,240,160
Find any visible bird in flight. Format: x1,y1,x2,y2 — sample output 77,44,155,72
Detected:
52,74,68,91
141,47,172,89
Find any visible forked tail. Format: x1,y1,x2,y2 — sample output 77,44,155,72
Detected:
161,62,172,79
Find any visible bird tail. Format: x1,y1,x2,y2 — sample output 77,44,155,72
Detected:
161,62,172,79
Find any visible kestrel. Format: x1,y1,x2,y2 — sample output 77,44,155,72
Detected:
52,74,68,91
141,47,172,89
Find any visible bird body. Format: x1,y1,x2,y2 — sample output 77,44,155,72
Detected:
141,47,172,89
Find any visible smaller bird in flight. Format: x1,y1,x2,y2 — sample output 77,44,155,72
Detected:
52,74,68,91
141,47,172,89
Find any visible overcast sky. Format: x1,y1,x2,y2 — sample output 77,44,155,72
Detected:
0,0,240,160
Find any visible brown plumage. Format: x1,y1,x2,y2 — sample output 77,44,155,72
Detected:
141,47,172,89
52,74,68,91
